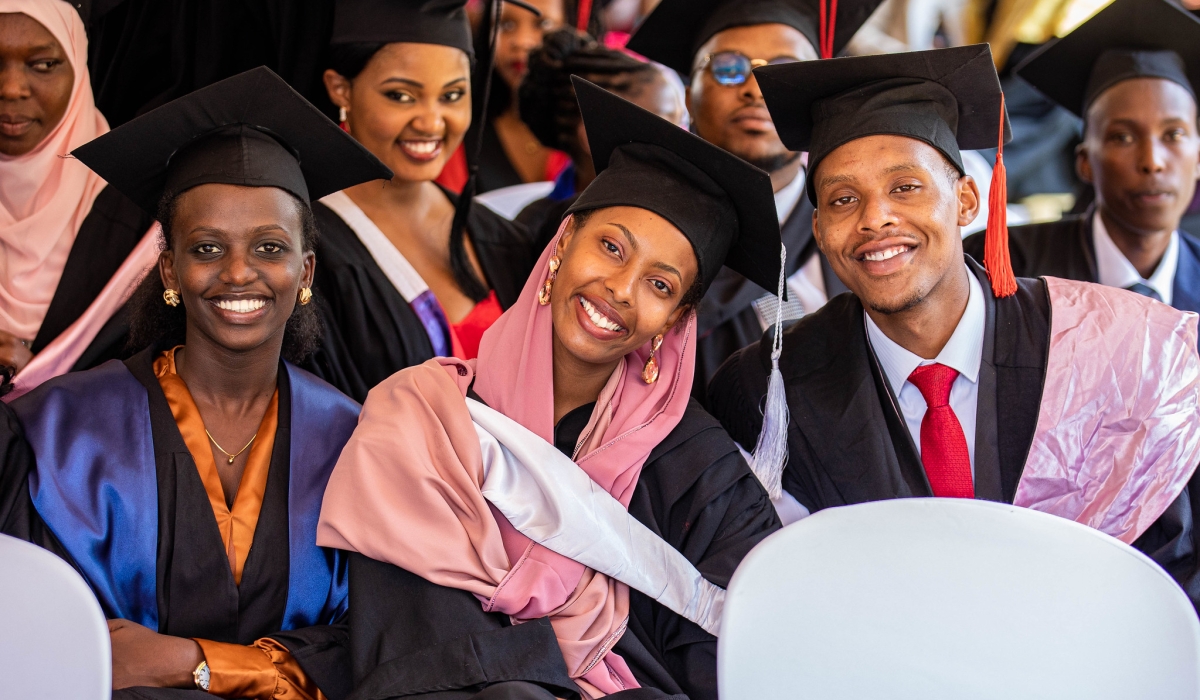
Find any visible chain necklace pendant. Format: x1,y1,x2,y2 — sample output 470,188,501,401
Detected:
206,429,257,465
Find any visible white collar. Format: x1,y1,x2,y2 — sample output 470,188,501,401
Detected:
773,168,806,225
865,267,985,398
1092,211,1178,305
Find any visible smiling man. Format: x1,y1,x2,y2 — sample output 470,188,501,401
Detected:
627,0,880,402
964,0,1200,313
708,44,1200,611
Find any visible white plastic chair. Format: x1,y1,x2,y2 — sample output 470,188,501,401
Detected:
0,533,110,699
718,499,1200,700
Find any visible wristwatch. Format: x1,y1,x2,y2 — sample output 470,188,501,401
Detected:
193,660,211,692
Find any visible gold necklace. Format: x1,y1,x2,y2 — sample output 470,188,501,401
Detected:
206,429,257,465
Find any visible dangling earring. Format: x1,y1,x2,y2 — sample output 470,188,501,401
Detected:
298,287,313,306
642,334,664,384
338,106,348,126
163,289,181,307
538,255,561,306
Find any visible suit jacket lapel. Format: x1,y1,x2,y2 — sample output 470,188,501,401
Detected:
968,259,1004,502
1171,233,1200,314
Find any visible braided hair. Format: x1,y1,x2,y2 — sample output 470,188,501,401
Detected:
519,28,656,157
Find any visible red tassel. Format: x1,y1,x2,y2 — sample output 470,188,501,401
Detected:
818,0,837,59
984,93,1017,298
577,0,592,32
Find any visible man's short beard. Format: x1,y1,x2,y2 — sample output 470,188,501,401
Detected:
867,289,927,316
746,150,801,175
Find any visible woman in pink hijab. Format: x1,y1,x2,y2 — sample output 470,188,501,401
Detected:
0,1,155,389
316,81,781,700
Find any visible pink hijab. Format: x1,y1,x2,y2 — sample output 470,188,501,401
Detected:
0,0,107,340
319,217,698,698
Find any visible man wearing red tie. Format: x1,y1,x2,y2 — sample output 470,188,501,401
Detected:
708,45,1200,612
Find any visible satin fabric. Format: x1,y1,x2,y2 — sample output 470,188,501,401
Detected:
1014,277,1200,543
0,0,109,340
16,358,354,630
154,348,278,586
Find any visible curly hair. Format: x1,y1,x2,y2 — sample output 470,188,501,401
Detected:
519,29,656,156
127,189,323,364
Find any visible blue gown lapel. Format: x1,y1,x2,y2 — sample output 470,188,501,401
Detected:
14,360,159,627
281,361,358,628
1171,232,1200,315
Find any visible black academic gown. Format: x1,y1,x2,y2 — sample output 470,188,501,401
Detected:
708,258,1200,611
692,194,848,406
305,188,538,403
30,184,153,370
962,211,1200,314
515,194,576,254
0,346,354,699
345,399,781,700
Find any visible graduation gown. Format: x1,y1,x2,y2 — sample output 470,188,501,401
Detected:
29,184,153,370
305,188,538,403
692,195,848,405
345,399,780,700
0,346,359,699
962,212,1200,314
708,258,1200,611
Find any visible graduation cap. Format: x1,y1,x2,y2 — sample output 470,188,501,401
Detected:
331,0,475,55
756,44,1017,297
567,77,782,296
72,66,392,217
626,0,884,76
1014,0,1200,118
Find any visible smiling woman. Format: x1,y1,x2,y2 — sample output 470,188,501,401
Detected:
307,0,539,403
0,67,392,700
315,79,783,700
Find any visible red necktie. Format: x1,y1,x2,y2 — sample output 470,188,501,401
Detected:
907,363,974,498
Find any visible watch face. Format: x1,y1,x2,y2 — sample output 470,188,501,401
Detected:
194,661,210,691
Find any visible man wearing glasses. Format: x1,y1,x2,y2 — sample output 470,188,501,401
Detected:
628,0,881,403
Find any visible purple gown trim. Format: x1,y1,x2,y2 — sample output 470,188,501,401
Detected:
411,289,452,357
13,359,358,630
1014,278,1200,543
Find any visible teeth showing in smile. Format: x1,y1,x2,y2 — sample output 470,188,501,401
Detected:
217,299,266,314
402,140,440,155
579,297,625,332
863,245,910,262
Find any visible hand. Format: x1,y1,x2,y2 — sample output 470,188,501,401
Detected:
108,619,204,690
0,330,32,374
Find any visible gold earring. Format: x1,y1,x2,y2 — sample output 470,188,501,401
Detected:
298,287,313,306
538,255,561,306
642,334,664,384
338,106,348,124
163,288,181,307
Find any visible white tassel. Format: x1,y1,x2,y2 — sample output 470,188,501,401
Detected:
750,244,790,501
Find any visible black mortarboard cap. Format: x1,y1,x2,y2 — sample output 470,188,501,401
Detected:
72,67,392,217
567,78,782,294
626,0,883,76
331,0,474,56
1014,0,1200,118
755,44,1009,205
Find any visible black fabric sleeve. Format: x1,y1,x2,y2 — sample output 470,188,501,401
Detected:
1132,470,1200,615
627,404,781,700
271,621,352,700
345,553,580,700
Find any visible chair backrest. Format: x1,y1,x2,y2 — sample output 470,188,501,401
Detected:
718,499,1200,700
0,533,110,699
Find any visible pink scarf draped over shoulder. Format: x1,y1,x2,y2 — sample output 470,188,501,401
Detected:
319,218,698,698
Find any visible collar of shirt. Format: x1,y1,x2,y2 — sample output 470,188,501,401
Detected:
1092,210,1178,305
773,167,806,224
865,266,985,398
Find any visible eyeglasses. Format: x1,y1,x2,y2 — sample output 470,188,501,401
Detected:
695,51,800,86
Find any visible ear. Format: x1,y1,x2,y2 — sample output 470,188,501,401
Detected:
811,206,825,254
301,250,316,291
1076,142,1094,185
158,250,178,293
324,69,352,110
956,174,981,228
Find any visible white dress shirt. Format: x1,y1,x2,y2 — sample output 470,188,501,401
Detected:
864,267,985,475
1093,211,1178,305
775,169,829,320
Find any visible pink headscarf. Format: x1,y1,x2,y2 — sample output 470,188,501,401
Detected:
0,0,107,340
319,217,698,698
